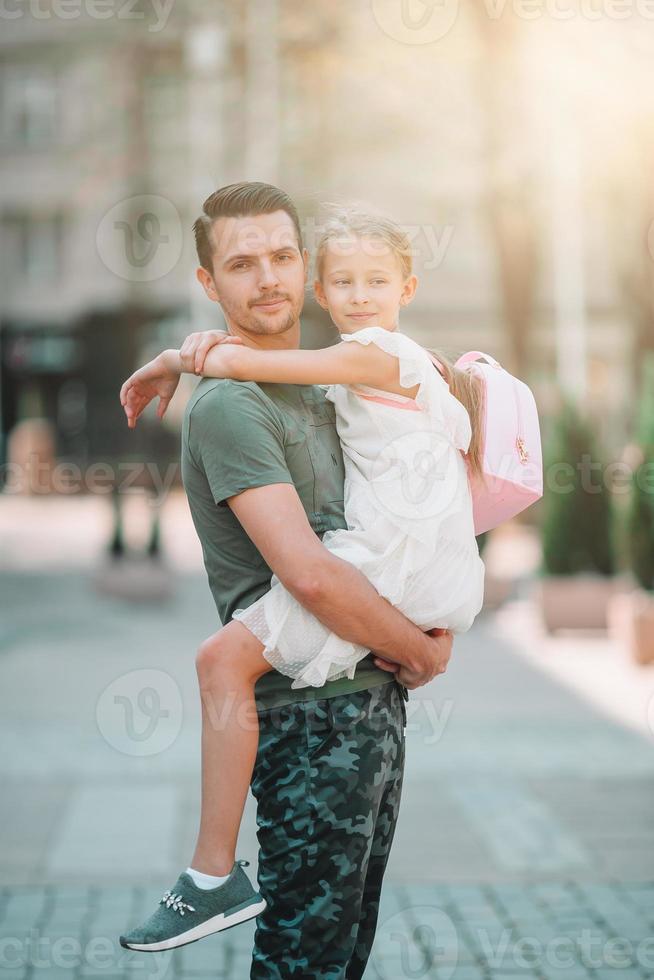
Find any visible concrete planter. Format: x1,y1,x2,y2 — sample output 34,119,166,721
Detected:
535,573,621,633
482,573,513,611
608,589,654,665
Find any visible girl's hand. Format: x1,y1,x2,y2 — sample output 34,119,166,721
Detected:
180,329,244,375
120,352,180,429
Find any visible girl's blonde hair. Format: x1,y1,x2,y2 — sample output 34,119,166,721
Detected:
315,204,485,485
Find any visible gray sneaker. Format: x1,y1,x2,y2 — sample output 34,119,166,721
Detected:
119,859,266,952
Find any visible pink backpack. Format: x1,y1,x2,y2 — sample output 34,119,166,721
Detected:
430,350,543,535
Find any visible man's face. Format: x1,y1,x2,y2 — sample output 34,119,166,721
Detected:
198,210,308,341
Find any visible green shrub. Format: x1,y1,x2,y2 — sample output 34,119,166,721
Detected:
625,451,654,592
626,353,654,593
540,398,616,577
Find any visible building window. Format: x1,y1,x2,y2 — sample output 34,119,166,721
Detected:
2,65,58,146
143,72,185,148
3,213,64,286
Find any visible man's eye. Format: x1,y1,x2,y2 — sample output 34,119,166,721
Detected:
276,253,293,262
233,262,250,271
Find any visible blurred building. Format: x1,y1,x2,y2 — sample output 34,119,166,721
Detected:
1,0,653,473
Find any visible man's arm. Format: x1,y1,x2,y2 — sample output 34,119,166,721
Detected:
228,483,452,688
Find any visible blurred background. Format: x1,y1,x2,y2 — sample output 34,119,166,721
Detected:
1,2,654,978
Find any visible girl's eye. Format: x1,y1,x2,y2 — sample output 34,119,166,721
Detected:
334,279,350,286
371,279,387,285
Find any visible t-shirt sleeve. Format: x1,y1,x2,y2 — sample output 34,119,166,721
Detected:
188,382,293,506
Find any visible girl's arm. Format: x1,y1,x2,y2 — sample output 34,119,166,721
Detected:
120,331,240,428
196,339,408,391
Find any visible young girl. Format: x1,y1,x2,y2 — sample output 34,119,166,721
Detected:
119,207,485,951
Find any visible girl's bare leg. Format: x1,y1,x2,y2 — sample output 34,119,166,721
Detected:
190,620,272,876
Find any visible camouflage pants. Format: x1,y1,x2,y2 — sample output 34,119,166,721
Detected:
249,679,407,979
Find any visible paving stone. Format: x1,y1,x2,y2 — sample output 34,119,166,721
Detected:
2,567,654,979
486,973,538,979
437,969,489,980
589,971,649,980
539,973,592,980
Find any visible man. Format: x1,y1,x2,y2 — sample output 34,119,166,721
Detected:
139,182,453,977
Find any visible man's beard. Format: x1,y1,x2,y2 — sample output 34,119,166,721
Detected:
222,294,301,337
248,305,298,336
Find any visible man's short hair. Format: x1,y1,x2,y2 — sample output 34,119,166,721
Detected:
193,181,304,273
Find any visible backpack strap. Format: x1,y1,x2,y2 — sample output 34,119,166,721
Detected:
428,350,502,378
426,351,445,377
456,350,501,370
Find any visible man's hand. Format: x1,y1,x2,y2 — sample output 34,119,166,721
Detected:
120,352,181,429
180,329,244,375
373,628,453,690
225,484,457,682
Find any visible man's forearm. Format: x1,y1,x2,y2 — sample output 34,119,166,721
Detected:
292,554,432,672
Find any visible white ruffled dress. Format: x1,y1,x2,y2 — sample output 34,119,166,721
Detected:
232,326,485,689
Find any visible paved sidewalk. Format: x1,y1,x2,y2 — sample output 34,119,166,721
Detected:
1,497,653,978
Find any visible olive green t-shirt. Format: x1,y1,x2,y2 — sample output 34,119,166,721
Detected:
181,375,391,711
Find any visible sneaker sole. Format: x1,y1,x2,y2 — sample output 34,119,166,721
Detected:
120,897,267,952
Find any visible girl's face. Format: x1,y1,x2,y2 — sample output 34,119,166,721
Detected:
313,236,417,334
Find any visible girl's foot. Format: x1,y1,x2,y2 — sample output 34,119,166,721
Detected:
119,859,266,952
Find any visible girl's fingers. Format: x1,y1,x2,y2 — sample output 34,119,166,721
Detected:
195,342,212,374
181,333,199,357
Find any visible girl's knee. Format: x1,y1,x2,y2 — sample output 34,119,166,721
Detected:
196,621,270,687
196,627,235,680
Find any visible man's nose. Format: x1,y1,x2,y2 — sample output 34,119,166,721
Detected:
258,260,280,289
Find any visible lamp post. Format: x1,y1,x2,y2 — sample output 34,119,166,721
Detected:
185,19,228,333
549,102,588,405
245,0,280,184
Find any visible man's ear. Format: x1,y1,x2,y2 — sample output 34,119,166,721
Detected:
400,274,418,307
313,278,329,311
196,266,220,303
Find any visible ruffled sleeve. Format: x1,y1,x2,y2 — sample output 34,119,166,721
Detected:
340,326,472,452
